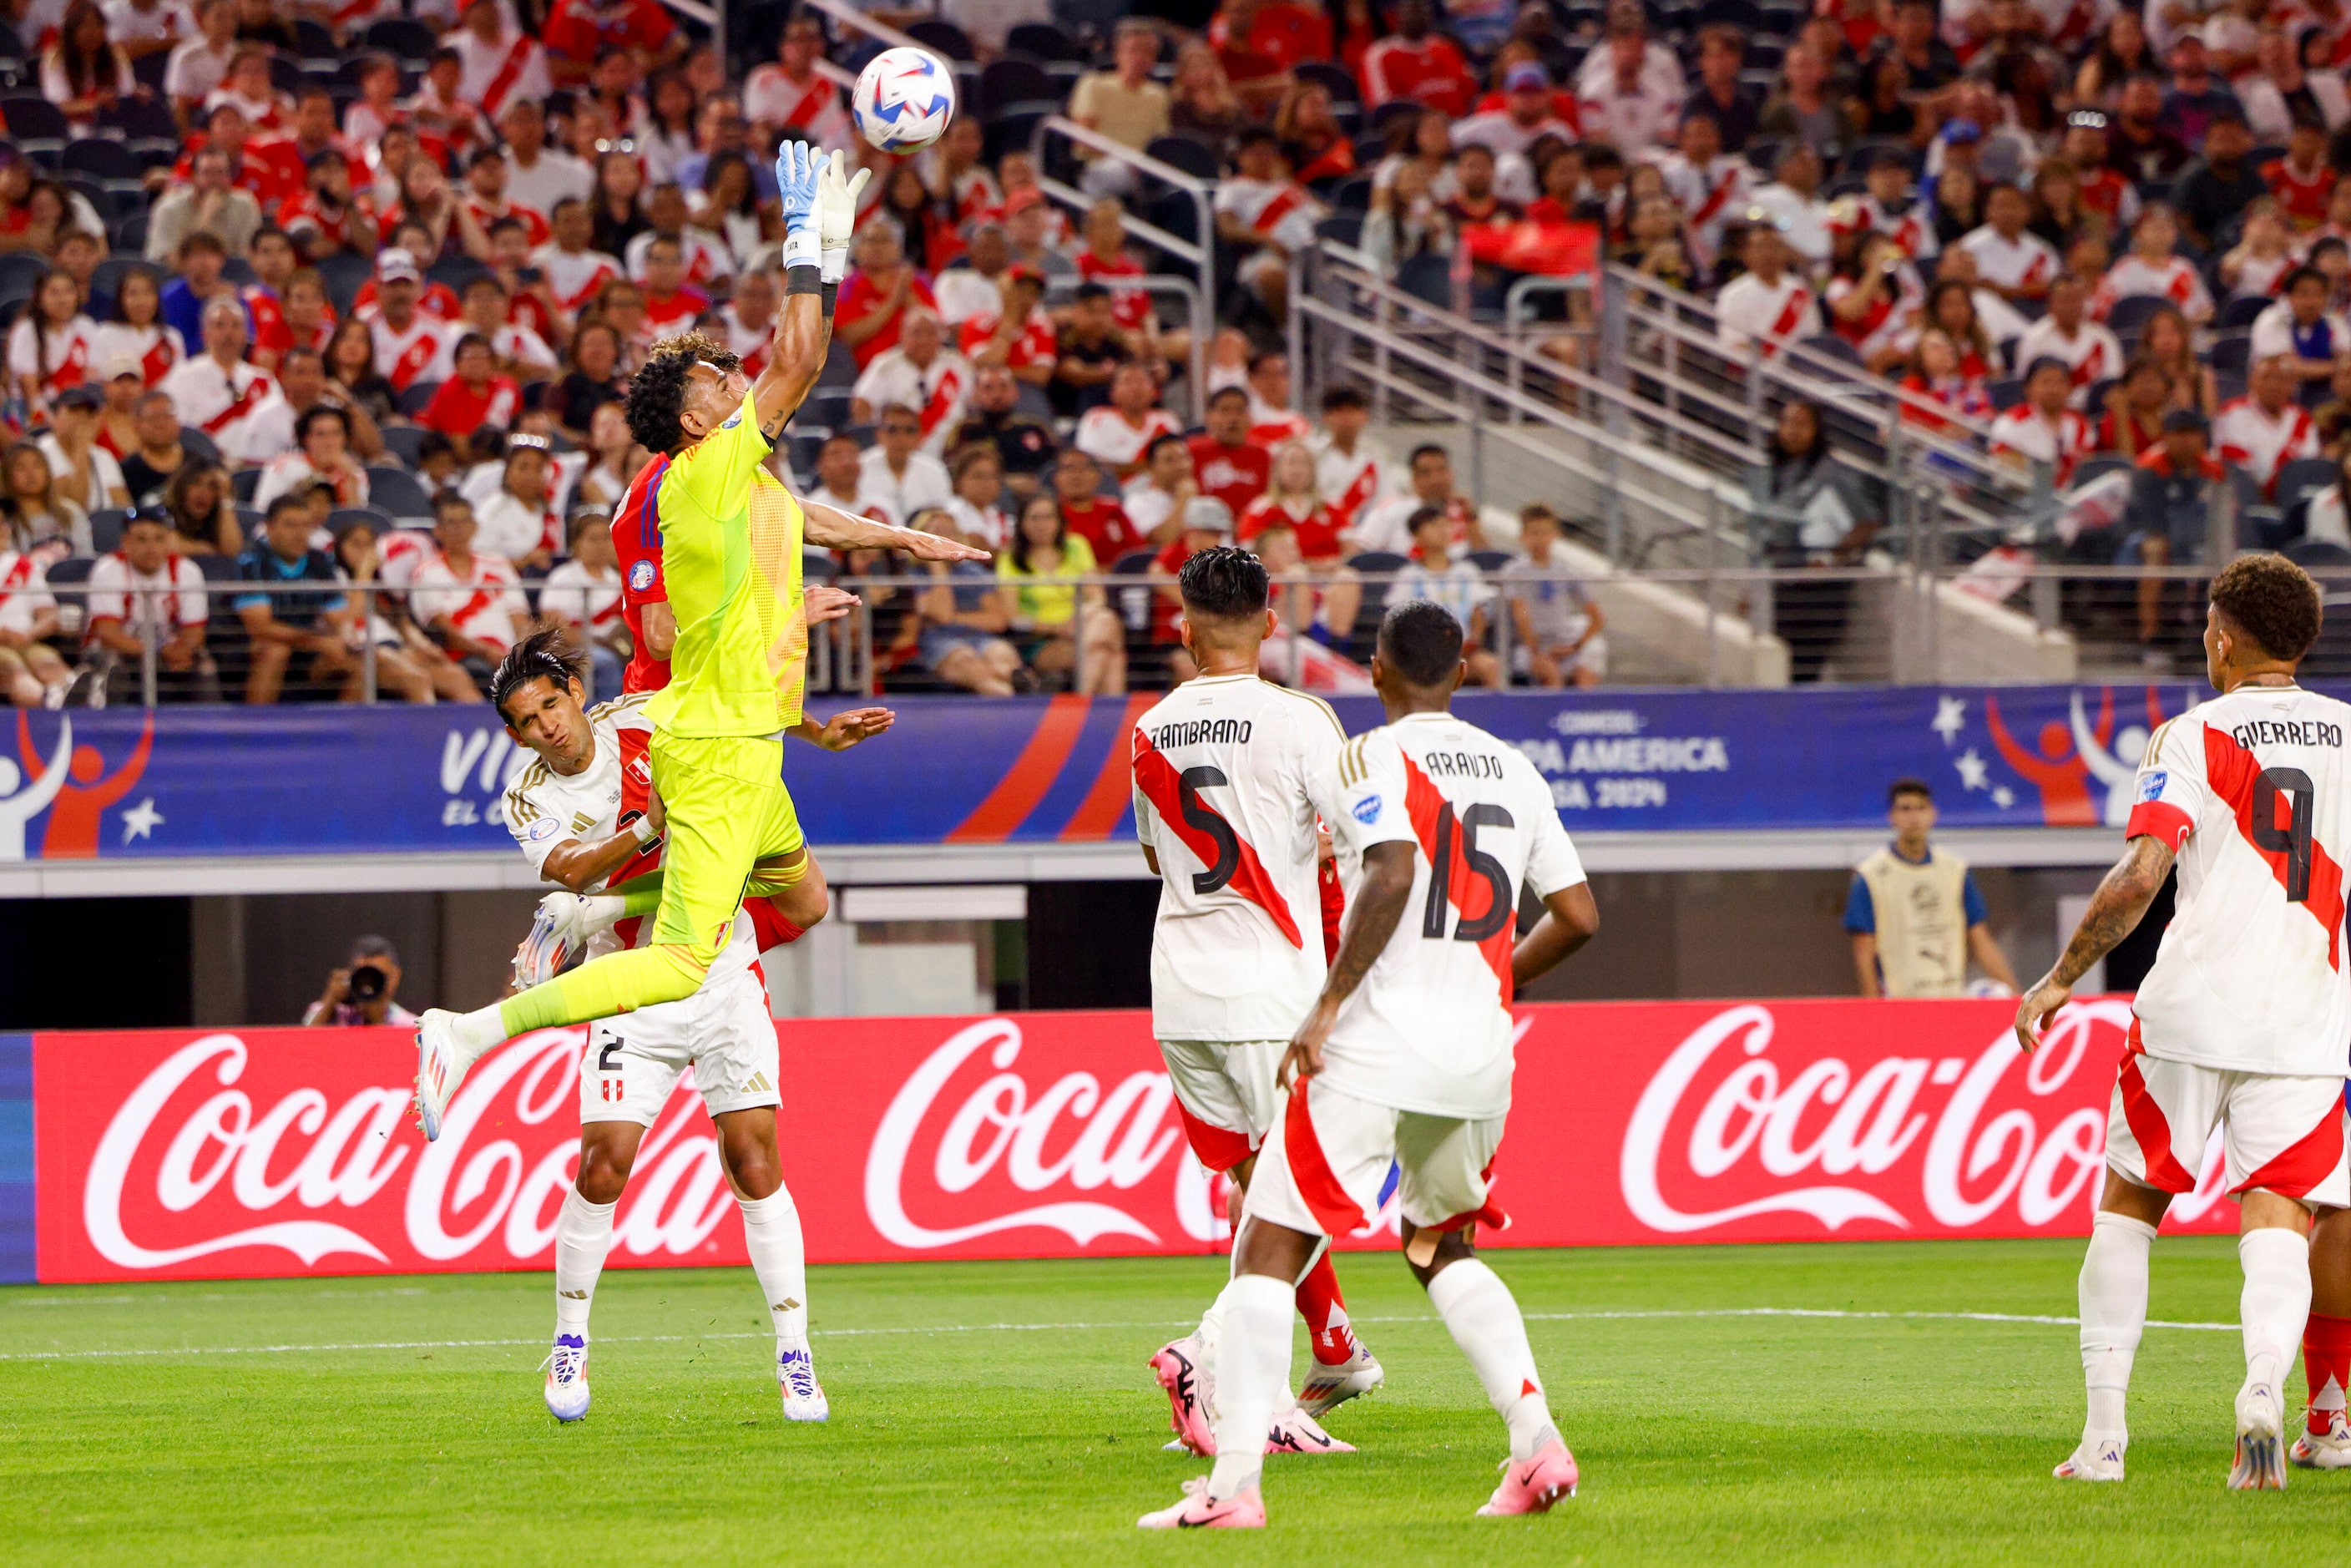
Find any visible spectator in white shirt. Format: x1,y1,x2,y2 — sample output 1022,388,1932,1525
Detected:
2214,352,2322,496
499,98,595,220
42,0,134,132
410,491,527,680
38,384,127,514
1990,356,2096,487
1075,362,1182,481
944,444,1013,551
160,0,234,121
858,405,956,521
86,510,215,701
2014,275,2125,409
807,432,898,529
1957,182,2061,305
850,308,972,456
100,0,193,58
538,509,627,699
471,435,564,573
1121,432,1196,544
0,539,64,706
2251,266,2351,393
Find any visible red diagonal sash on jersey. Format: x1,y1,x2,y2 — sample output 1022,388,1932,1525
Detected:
140,332,174,384
1131,731,1303,948
1332,458,1378,523
1400,753,1514,995
388,331,437,392
782,78,835,129
1767,285,1811,343
201,370,266,434
1688,165,1739,230
919,365,963,438
2204,724,2347,968
1251,186,1307,239
482,34,534,118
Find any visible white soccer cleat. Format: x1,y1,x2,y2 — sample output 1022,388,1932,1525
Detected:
2232,1378,2288,1490
780,1346,828,1422
2053,1434,2126,1481
543,1333,590,1421
513,892,596,988
2292,1409,2351,1469
1264,1404,1354,1454
1297,1343,1384,1419
412,1009,463,1142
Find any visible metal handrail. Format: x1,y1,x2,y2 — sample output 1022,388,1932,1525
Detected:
1031,116,1217,330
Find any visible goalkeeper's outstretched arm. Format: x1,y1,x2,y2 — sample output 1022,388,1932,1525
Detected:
752,145,868,443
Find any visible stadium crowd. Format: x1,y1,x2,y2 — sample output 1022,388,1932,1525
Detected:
69,0,2351,701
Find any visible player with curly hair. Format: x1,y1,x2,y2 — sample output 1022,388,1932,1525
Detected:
412,144,990,1149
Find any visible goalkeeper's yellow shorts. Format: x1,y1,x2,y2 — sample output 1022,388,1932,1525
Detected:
646,730,805,965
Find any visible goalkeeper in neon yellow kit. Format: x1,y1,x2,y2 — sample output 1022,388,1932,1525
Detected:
412,143,990,1141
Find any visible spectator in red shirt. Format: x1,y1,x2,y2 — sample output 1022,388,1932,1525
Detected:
1209,0,1322,111
1361,0,1476,115
542,0,684,88
959,264,1059,390
417,333,520,461
1187,385,1273,517
1051,446,1146,561
836,219,938,371
1275,81,1358,185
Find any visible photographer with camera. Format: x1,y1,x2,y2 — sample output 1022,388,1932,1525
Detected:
303,936,417,1027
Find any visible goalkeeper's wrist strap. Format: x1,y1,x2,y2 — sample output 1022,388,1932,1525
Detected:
785,263,822,297
781,220,820,272
821,245,848,286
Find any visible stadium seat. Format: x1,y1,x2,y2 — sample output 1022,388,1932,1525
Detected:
178,427,219,465
978,58,1056,119
376,424,428,468
63,139,141,183
87,508,125,554
109,209,146,255
801,386,854,430
984,103,1060,167
1397,253,1454,309
363,17,438,66
427,255,488,295
816,340,860,390
801,547,838,584
316,253,373,316
99,92,177,152
365,466,434,523
1368,99,1423,140
908,18,977,59
1109,545,1157,636
397,380,442,416
2103,295,2168,342
44,553,90,636
1051,0,1133,46
2278,456,2339,509
1005,22,1085,60
0,252,47,307
230,468,261,503
1987,377,2025,411
2208,333,2252,376
1146,134,1221,181
1315,213,1364,250
1743,136,1785,174
330,506,397,536
220,256,255,286
786,431,829,483
839,422,877,448
1295,60,1361,104
1329,174,1373,212
293,17,336,63
2217,295,2271,330
0,95,64,154
266,53,304,98
1467,549,1514,571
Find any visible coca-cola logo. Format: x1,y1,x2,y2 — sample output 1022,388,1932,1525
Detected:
1620,1001,2126,1236
863,1018,1197,1249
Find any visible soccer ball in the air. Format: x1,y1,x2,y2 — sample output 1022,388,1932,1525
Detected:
852,47,956,154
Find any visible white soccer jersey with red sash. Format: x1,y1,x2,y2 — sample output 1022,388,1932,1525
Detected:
2215,395,2320,493
1132,673,1346,1043
371,315,447,393
1312,711,1586,1119
1076,249,1152,331
1958,225,2060,294
1657,152,1752,267
2015,316,2123,404
743,64,851,149
1716,271,1815,357
2232,251,2295,301
1313,434,1394,529
1989,404,2095,485
1858,194,1939,260
1826,268,1924,363
91,321,185,388
0,549,51,636
462,194,550,249
2126,686,2351,1076
714,302,773,379
2093,255,2213,323
160,355,276,438
530,243,624,315
852,346,972,454
1074,406,1179,472
8,316,94,407
1216,175,1319,252
451,28,548,121
409,547,526,652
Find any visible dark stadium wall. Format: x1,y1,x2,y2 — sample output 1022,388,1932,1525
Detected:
1024,880,1160,1010
0,897,190,1029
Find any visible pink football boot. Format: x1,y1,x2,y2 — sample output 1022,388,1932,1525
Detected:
1476,1438,1580,1516
1137,1479,1266,1529
1148,1338,1217,1456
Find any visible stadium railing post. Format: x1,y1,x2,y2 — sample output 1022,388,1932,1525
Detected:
139,587,156,708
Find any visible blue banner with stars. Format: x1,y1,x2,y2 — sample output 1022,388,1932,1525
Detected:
0,685,2252,866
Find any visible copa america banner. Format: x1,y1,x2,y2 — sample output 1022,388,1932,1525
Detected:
0,684,2262,863
10,998,2242,1286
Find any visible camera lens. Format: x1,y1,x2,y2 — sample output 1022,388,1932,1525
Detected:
348,964,386,1002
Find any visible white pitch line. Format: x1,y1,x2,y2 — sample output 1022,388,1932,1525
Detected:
0,1306,2239,1364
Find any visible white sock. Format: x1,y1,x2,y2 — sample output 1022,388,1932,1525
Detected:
581,892,626,932
1206,1273,1292,1500
554,1187,616,1337
738,1187,810,1354
2079,1210,2156,1438
2241,1227,2313,1395
1427,1259,1555,1460
450,1003,508,1067
1197,1243,1241,1353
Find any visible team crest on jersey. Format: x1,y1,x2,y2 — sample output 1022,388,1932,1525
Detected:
2136,770,2168,802
628,559,656,592
1352,794,1382,824
526,817,558,840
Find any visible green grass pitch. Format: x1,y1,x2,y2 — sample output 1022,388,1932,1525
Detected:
0,1237,2341,1565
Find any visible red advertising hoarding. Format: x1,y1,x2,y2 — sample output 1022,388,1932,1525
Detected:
27,998,2238,1285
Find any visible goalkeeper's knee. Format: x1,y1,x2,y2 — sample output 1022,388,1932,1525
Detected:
642,943,713,1004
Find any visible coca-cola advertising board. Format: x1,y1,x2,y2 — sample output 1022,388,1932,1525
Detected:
13,998,2242,1287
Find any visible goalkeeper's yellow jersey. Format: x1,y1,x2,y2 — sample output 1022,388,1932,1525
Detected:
642,391,809,736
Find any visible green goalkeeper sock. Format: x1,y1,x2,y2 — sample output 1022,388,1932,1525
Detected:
493,945,705,1039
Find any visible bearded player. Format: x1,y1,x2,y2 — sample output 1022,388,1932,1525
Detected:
412,142,988,1134
1133,546,1378,1459
2019,554,2351,1490
1141,602,1600,1529
492,630,887,1424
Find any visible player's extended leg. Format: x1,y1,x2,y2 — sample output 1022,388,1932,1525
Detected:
2233,1187,2317,1490
1404,1222,1576,1515
544,1118,645,1423
414,736,795,1139
2295,1204,2351,1466
711,1106,825,1423
2062,1172,2168,1480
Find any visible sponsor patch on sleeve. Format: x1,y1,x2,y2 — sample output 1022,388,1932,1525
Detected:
628,559,657,592
526,817,559,841
1351,794,1382,825
2136,769,2168,803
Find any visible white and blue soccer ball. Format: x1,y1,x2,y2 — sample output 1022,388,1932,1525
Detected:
852,47,957,154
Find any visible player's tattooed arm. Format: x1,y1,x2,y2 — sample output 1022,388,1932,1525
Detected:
1282,841,1417,1088
2013,833,2176,1053
801,496,991,562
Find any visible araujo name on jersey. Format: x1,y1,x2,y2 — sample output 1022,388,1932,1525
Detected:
1149,718,1253,750
2230,718,2345,751
1418,749,1508,780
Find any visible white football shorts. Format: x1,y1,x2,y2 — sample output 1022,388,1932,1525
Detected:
579,966,781,1126
1245,1073,1505,1239
2106,1035,2349,1211
1159,1039,1284,1173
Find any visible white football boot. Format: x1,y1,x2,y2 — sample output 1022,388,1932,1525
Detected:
780,1346,829,1422
412,1009,463,1142
2292,1408,2351,1469
513,893,594,988
2232,1376,2288,1490
1297,1343,1384,1419
2052,1434,2126,1481
544,1333,590,1421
